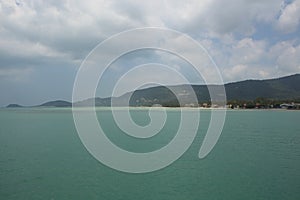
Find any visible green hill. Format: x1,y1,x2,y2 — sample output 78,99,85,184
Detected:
72,73,300,107
225,74,300,101
117,74,300,106
6,74,300,108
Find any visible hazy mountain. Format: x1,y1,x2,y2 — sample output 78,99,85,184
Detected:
6,104,23,108
38,100,72,107
6,74,300,108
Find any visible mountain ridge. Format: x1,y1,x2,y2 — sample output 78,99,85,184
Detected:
6,74,300,108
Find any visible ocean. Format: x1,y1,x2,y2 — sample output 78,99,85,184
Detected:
0,108,299,199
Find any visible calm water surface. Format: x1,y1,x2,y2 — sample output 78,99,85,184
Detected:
0,108,299,199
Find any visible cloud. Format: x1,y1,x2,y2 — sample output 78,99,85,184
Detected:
277,0,300,33
0,0,300,106
201,36,300,82
111,63,189,97
0,67,33,81
0,0,143,63
230,38,267,65
169,0,282,37
222,64,248,80
270,40,300,72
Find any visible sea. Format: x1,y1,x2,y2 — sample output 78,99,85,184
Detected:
0,108,299,200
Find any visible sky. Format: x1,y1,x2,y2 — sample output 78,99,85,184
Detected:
0,0,300,106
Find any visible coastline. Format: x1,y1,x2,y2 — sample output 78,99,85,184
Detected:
2,106,299,112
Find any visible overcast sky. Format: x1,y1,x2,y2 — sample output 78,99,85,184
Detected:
1,0,300,106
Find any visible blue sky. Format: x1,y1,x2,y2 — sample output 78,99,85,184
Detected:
0,0,300,106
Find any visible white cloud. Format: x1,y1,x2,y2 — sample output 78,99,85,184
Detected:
172,0,282,37
277,0,300,33
230,38,267,65
0,0,141,61
270,40,300,72
222,64,248,80
203,36,300,82
0,0,300,106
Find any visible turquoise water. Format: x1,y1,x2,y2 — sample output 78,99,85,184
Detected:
0,108,299,199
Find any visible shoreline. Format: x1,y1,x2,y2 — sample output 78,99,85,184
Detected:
1,106,299,111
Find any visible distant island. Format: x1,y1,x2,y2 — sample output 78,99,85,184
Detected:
6,74,300,109
39,100,72,107
6,104,23,108
6,100,72,108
